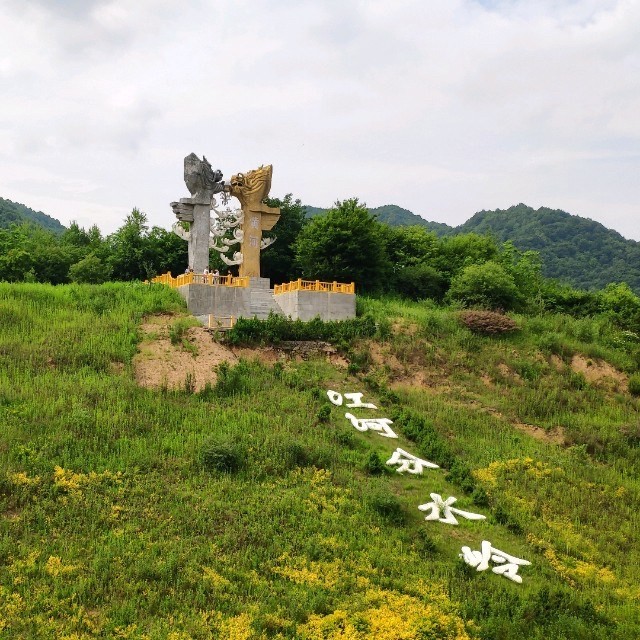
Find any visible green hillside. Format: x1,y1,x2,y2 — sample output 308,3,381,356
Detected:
0,196,66,233
1,282,640,638
456,204,640,292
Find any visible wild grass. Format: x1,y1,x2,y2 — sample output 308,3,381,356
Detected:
0,285,639,638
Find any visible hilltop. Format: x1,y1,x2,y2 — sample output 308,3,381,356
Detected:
1,282,639,638
457,204,640,292
0,196,66,233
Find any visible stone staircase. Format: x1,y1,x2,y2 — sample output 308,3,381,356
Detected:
249,278,284,320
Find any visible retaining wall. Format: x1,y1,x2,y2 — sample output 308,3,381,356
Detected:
176,284,251,318
274,290,356,321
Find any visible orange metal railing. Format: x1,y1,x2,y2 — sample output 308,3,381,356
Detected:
149,272,249,288
273,279,355,295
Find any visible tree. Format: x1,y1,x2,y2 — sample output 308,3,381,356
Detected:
145,226,188,277
499,242,544,309
447,261,521,311
108,208,151,281
394,264,448,301
294,198,388,292
61,221,91,248
598,283,640,331
381,225,439,271
435,234,500,279
381,225,447,298
69,253,112,284
261,194,307,285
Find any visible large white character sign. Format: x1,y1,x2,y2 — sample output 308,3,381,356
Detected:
344,413,398,439
419,493,486,525
327,390,377,409
386,448,439,474
459,540,531,583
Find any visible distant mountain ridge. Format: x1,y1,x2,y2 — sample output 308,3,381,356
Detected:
305,202,640,292
0,197,66,233
305,203,451,235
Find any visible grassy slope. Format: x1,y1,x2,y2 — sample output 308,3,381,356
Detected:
1,284,639,638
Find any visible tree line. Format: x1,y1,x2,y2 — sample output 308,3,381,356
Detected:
1,195,639,332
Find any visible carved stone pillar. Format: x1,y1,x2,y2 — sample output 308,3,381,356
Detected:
170,153,224,273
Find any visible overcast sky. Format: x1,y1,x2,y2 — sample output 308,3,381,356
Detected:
1,0,639,240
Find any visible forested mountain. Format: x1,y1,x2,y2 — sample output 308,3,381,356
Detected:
0,196,66,233
456,204,640,292
307,202,640,292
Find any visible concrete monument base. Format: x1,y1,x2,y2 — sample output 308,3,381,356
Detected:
177,280,356,324
176,284,251,318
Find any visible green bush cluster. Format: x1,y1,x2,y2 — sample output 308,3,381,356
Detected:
223,313,378,346
628,374,640,397
201,438,246,473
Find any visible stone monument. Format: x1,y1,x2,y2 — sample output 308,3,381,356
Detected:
171,157,280,281
170,153,225,273
228,165,280,279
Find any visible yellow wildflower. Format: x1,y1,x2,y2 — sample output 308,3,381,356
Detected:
44,555,79,577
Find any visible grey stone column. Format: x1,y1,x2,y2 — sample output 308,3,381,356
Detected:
191,203,212,273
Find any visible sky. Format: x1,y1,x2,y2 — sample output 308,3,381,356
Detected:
1,0,639,240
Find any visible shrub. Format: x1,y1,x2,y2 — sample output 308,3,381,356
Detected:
414,528,438,557
393,264,447,302
447,261,521,311
201,439,245,473
445,460,476,493
537,332,573,359
369,490,406,525
392,408,455,469
214,360,253,397
169,318,193,345
457,310,518,335
363,451,386,475
628,374,640,397
316,404,331,423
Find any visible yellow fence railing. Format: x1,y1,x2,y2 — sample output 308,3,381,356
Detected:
149,272,249,288
208,315,235,330
273,279,355,295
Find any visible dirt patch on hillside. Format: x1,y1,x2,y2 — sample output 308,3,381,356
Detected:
514,422,566,445
549,355,564,371
497,363,522,384
134,315,351,390
570,355,627,390
134,315,237,391
369,341,405,373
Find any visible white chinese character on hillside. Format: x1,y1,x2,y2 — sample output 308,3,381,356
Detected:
249,235,259,248
419,493,486,525
250,216,260,229
345,412,397,438
326,390,377,409
459,540,531,584
386,448,439,474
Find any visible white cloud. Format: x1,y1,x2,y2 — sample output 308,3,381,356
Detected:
0,0,638,240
